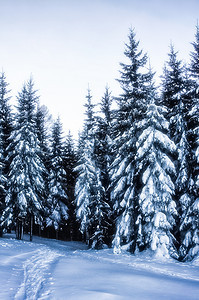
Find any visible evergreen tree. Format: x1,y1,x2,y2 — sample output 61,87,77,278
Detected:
110,29,150,253
0,72,13,233
161,46,193,255
161,45,185,138
1,79,46,240
93,87,114,247
0,72,13,166
179,24,199,260
75,89,108,248
136,72,177,258
36,105,52,175
94,87,114,246
177,97,193,259
0,127,6,236
96,87,113,200
189,23,199,197
75,89,96,244
62,131,78,240
190,23,199,80
75,130,92,244
46,117,68,239
35,104,52,235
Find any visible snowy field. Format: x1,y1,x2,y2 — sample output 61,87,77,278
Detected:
0,233,199,300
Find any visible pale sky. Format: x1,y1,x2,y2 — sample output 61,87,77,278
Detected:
0,0,198,139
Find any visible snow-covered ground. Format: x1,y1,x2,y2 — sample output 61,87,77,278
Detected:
0,233,199,300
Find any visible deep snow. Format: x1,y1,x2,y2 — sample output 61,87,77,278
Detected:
0,233,199,300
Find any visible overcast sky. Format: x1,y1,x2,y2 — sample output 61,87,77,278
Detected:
0,0,198,139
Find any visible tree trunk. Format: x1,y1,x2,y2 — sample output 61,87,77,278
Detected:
70,228,73,241
16,222,19,239
21,220,24,240
85,229,89,245
16,218,24,240
30,215,33,242
38,225,41,237
0,226,3,237
56,230,59,240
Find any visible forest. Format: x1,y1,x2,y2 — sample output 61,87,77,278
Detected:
0,25,198,263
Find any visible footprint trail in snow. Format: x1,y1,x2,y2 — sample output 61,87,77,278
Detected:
14,246,63,300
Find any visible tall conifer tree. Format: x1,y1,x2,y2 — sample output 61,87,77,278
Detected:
0,72,13,166
75,89,96,244
180,24,199,260
136,71,177,257
110,29,150,253
63,131,78,240
161,45,193,255
46,117,68,239
75,89,108,248
93,87,114,247
0,126,6,236
0,72,13,233
2,79,46,240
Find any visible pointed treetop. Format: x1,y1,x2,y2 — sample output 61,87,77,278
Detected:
190,22,199,79
123,28,148,66
84,88,95,133
0,72,11,102
100,86,112,121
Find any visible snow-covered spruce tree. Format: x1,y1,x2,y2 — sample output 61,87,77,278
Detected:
179,24,199,260
161,46,193,256
0,126,6,237
161,45,188,143
46,117,68,240
136,71,177,258
0,72,13,167
62,131,79,240
177,78,194,260
36,105,52,176
0,72,13,232
1,79,46,240
75,89,109,249
96,87,113,195
35,104,52,235
190,23,199,79
189,23,199,200
110,29,150,253
94,86,115,246
47,117,71,239
75,89,96,245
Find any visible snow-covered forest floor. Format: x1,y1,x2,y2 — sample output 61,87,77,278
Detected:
0,233,199,300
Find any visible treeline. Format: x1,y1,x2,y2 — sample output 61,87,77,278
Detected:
0,26,199,261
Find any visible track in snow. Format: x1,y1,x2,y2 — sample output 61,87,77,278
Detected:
14,246,63,300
